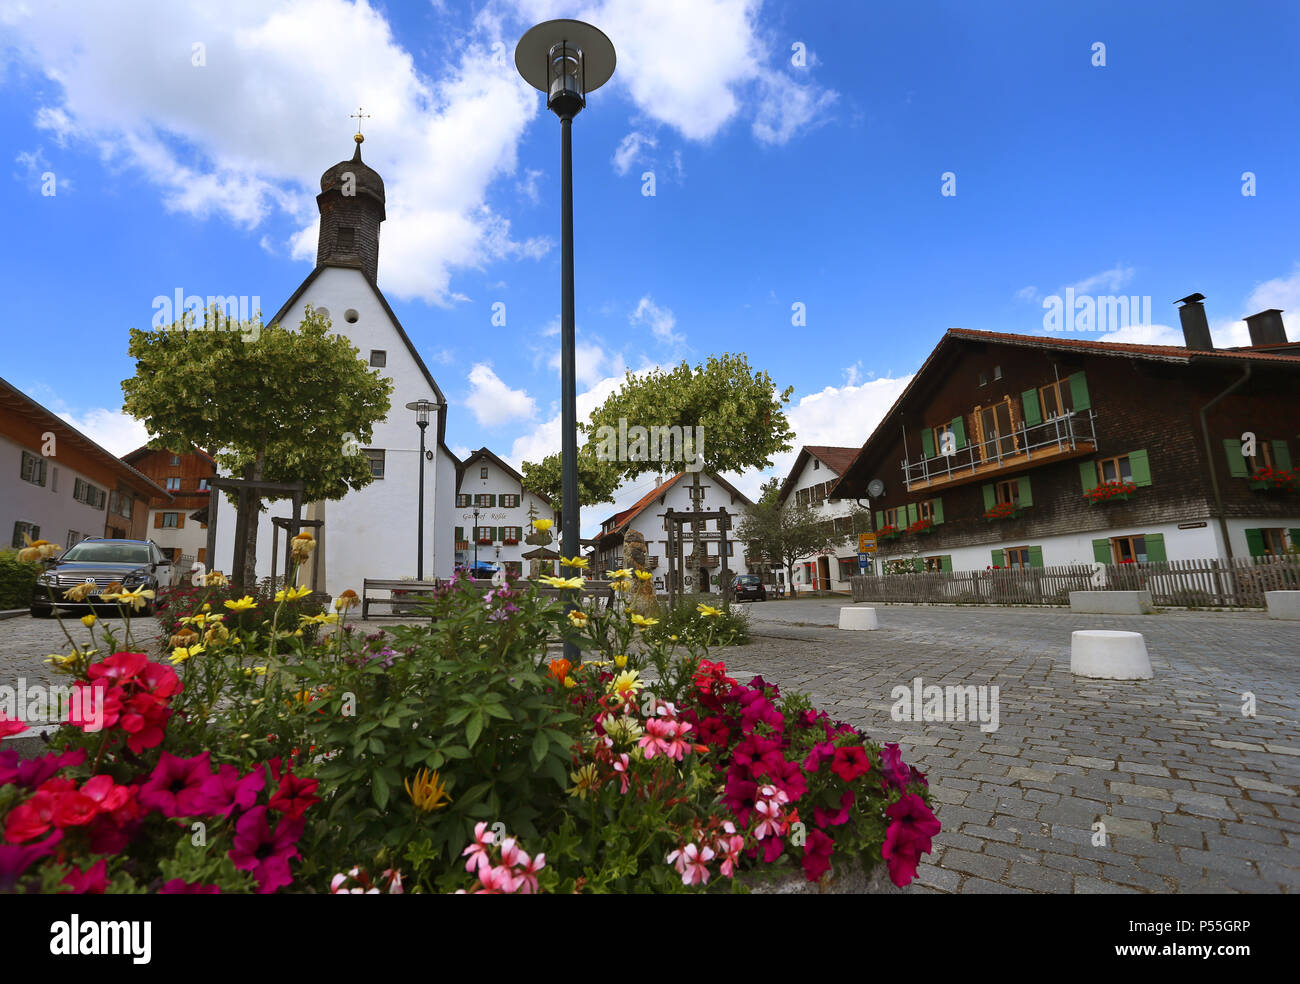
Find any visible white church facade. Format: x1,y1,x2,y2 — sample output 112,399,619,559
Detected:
213,134,458,595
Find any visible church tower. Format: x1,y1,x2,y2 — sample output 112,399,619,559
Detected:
316,133,386,283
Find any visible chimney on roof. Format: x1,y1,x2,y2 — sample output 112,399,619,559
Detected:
654,475,662,488
1176,293,1213,350
1244,309,1287,346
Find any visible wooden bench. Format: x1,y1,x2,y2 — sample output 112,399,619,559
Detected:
362,578,615,618
362,579,446,618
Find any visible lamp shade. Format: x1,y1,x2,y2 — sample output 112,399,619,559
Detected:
515,19,615,105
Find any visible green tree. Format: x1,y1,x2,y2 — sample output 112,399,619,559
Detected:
736,480,837,597
121,306,392,588
520,444,621,517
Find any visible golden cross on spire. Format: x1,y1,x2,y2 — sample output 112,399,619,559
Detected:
350,106,371,141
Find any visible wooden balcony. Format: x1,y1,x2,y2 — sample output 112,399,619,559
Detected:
902,410,1098,493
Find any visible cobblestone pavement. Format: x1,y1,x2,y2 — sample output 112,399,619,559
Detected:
3,602,1297,892
0,614,165,695
724,599,1299,893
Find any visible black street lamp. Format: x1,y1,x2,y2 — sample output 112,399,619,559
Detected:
473,507,480,572
405,399,444,580
516,19,615,664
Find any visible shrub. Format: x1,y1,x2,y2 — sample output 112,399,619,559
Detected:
0,549,42,610
643,597,750,648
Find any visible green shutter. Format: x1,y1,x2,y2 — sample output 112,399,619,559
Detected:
1027,545,1044,568
906,503,918,525
1288,529,1300,550
1017,476,1033,507
912,558,924,573
1128,449,1152,487
488,494,497,507
1272,440,1292,470
875,510,884,529
1080,460,1099,492
1069,372,1091,410
1144,533,1167,563
1244,528,1265,558
940,555,953,572
951,416,967,449
1092,538,1111,563
982,484,996,510
991,549,1004,567
932,498,944,524
1021,389,1042,427
921,429,935,458
455,526,463,541
1224,439,1248,478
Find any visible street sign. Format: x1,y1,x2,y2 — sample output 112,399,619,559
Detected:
858,532,877,553
858,552,870,566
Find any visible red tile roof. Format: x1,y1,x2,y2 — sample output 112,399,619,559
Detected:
803,445,859,475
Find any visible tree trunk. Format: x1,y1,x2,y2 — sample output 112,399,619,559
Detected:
691,470,704,594
240,454,265,590
786,557,797,597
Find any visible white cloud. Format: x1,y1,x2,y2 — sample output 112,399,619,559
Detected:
612,130,656,176
465,363,537,427
630,295,684,346
547,341,625,388
451,444,472,460
1066,265,1136,294
842,361,863,386
752,72,838,145
1014,285,1039,303
4,0,547,305
1245,265,1300,323
54,407,152,457
1091,323,1185,346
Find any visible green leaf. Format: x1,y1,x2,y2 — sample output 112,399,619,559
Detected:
531,730,548,766
372,771,390,811
465,712,484,749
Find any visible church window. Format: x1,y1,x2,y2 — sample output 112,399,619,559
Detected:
363,449,385,479
369,350,386,367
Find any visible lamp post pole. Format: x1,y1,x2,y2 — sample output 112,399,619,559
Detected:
405,399,442,582
516,18,616,667
473,508,480,571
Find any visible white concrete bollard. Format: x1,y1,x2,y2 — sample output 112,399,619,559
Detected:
1070,630,1153,680
1264,591,1300,620
839,606,879,631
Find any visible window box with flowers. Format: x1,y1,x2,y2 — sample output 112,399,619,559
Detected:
983,502,1023,522
906,518,934,536
877,524,903,542
503,538,520,546
1084,480,1137,505
1248,466,1300,492
477,537,493,546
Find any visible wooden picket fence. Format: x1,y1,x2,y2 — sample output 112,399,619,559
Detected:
850,555,1300,608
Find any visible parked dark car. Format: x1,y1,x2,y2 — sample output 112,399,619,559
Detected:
30,539,175,618
732,574,767,602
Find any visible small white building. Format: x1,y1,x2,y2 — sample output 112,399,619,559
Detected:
453,448,557,576
590,472,755,594
775,446,864,593
213,136,458,594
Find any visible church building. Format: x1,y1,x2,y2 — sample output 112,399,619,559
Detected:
214,133,459,594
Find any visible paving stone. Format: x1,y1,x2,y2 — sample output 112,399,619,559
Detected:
1005,862,1073,893
941,849,1009,880
1074,876,1140,894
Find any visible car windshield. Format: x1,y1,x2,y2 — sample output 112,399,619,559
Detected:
63,543,151,565
735,575,760,584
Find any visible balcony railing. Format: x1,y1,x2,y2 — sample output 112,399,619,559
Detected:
902,410,1098,492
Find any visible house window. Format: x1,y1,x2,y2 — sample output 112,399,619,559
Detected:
480,466,489,479
108,491,133,519
1098,454,1133,484
1039,380,1075,419
934,423,955,456
369,350,386,368
170,455,181,466
73,479,106,509
198,479,209,492
20,451,47,487
166,477,181,491
363,449,385,479
13,521,39,548
456,494,471,508
51,467,58,493
1109,535,1148,564
1246,442,1274,476
978,372,987,387
922,555,946,572
66,530,82,550
995,480,1020,506
974,397,1018,460
882,507,903,528
161,513,179,529
499,494,520,508
813,459,820,470
475,494,495,507
1003,546,1032,569
918,500,935,522
1259,528,1288,557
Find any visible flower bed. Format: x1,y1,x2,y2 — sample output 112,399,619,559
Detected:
1084,479,1136,505
1,566,937,894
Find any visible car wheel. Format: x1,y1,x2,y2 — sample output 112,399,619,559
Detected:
30,605,53,619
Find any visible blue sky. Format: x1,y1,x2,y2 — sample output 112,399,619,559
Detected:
3,0,1299,529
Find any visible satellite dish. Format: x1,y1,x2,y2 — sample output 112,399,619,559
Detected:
867,479,885,497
